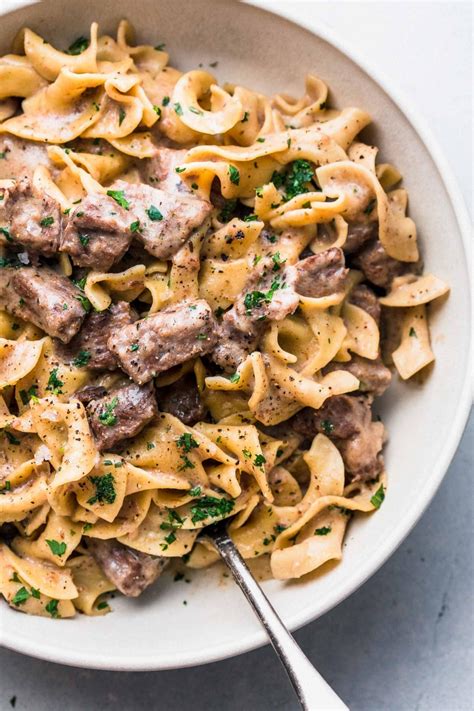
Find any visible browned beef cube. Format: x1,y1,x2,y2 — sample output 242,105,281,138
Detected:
86,382,157,451
60,194,134,271
291,247,348,297
352,239,407,289
0,266,86,342
157,373,206,425
343,221,378,255
108,300,218,384
73,385,108,407
140,147,191,194
349,284,381,324
86,538,168,597
324,355,392,397
111,180,212,259
291,395,369,440
57,301,137,370
2,178,62,257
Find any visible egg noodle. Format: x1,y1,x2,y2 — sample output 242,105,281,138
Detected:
0,21,449,618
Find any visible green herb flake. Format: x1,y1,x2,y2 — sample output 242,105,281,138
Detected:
409,327,417,337
370,484,385,509
254,453,266,468
174,102,183,116
162,96,170,106
314,526,332,536
188,486,202,497
243,277,283,314
106,189,130,210
271,251,286,271
241,111,249,123
228,165,240,185
12,586,30,606
98,397,119,426
118,107,126,126
146,442,155,450
217,198,237,223
31,587,40,599
190,495,234,524
284,159,314,201
256,137,265,143
130,343,139,352
146,204,163,221
46,368,64,395
130,220,141,233
97,600,109,610
79,233,90,246
229,372,240,384
39,216,54,227
177,433,199,453
153,105,162,118
4,430,20,445
189,106,204,115
46,539,67,557
83,523,93,532
87,473,116,506
364,198,377,216
45,598,60,618
66,36,89,55
72,350,91,368
320,419,334,435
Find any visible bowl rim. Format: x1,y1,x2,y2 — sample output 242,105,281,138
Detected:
0,0,472,672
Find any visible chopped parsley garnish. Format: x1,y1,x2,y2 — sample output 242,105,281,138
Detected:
320,419,334,435
242,448,252,459
243,277,283,314
364,198,377,216
370,484,385,509
217,198,237,223
45,598,60,618
188,486,202,497
106,189,130,210
31,587,40,599
146,442,155,450
228,165,240,185
118,107,126,126
271,252,286,271
75,293,92,313
46,368,64,395
66,36,89,55
314,526,332,536
190,495,234,523
72,350,91,367
179,455,195,471
87,473,116,505
1,480,11,492
130,343,139,352
83,523,93,532
162,96,170,106
243,213,258,221
229,372,240,384
153,105,161,118
254,453,266,468
174,102,183,116
177,433,199,453
4,431,20,445
241,111,249,123
97,600,109,610
79,233,90,246
189,106,203,115
409,327,417,337
175,166,186,173
161,531,177,550
19,385,38,405
98,397,119,426
196,333,207,340
40,216,54,227
155,43,166,51
0,226,12,241
130,220,141,233
12,586,30,606
46,539,67,557
284,159,314,200
146,204,163,221
256,137,265,143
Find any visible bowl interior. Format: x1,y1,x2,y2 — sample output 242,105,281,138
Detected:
0,0,471,671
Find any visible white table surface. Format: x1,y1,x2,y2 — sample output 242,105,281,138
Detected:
0,2,472,710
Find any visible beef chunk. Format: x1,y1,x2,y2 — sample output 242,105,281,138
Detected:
57,301,137,370
108,300,218,384
291,394,369,440
157,374,206,425
111,180,212,259
292,394,385,482
343,221,378,255
352,239,407,289
349,284,381,324
324,355,392,397
291,247,348,297
210,249,348,372
86,382,158,451
86,538,168,597
2,178,62,257
73,385,108,407
60,194,134,271
140,147,190,194
0,136,50,182
0,266,86,342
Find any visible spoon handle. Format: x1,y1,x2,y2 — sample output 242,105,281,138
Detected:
210,527,348,711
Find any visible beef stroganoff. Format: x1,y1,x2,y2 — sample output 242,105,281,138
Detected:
0,21,449,618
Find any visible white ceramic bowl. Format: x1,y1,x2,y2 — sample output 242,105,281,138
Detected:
0,0,471,671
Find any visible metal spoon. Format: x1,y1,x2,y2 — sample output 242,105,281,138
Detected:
205,523,349,711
